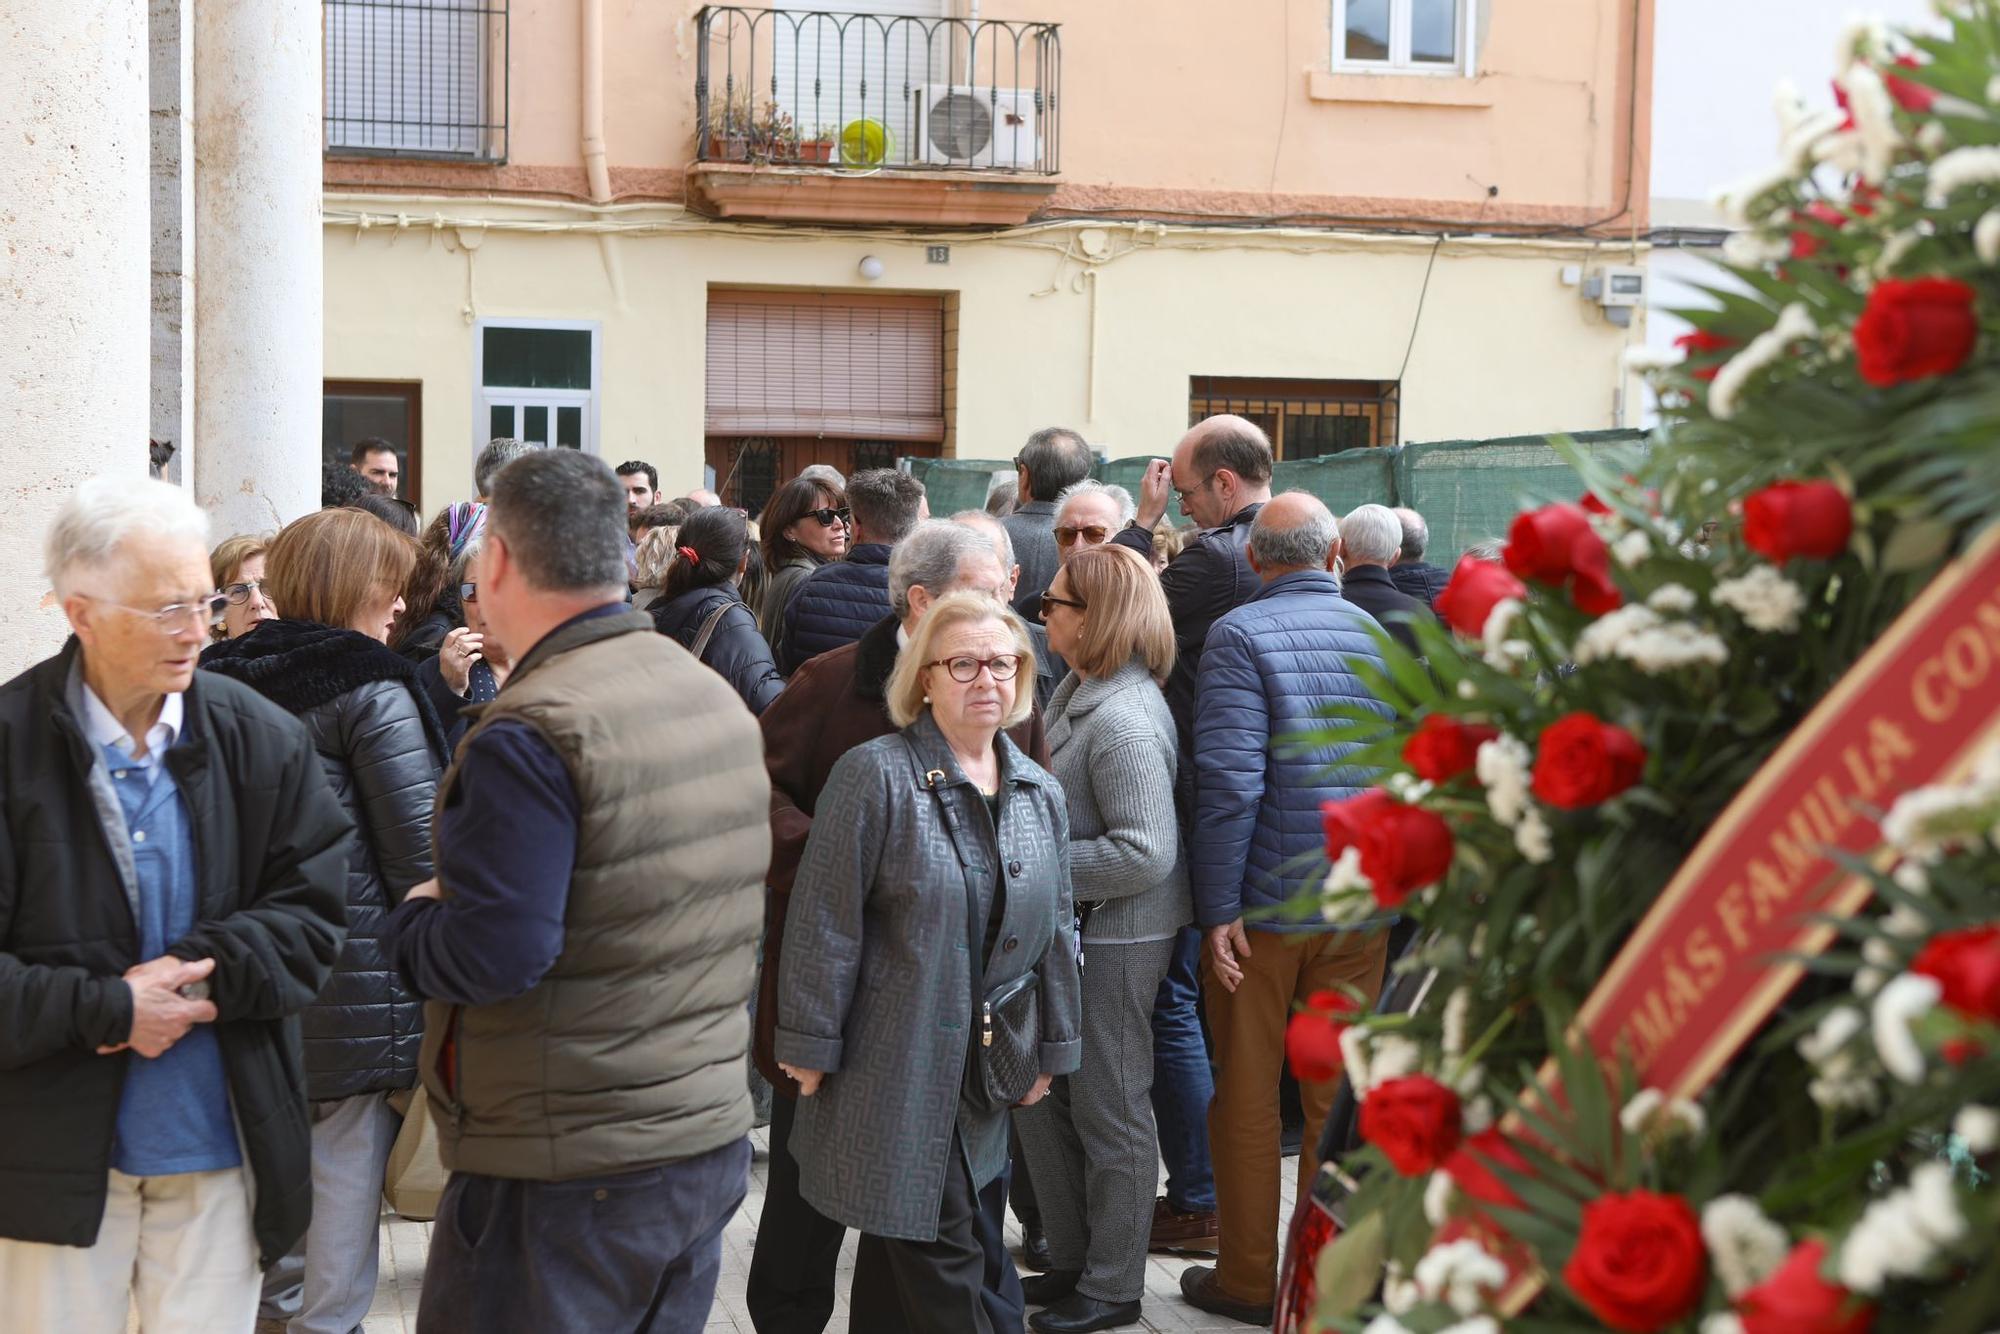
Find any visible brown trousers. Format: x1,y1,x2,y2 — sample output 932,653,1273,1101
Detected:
1201,926,1389,1305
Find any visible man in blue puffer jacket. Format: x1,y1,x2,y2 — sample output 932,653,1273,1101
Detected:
1179,491,1394,1327
778,468,926,674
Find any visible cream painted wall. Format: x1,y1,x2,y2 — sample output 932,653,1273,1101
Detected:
326,211,1642,507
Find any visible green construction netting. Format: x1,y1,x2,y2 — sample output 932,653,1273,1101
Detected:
905,458,1012,516
1394,429,1647,561
1270,449,1399,516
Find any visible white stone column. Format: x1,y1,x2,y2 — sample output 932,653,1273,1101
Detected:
192,0,322,538
0,0,152,679
152,0,196,484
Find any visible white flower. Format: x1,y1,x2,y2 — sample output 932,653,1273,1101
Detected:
1892,861,1930,895
1514,806,1554,864
1907,1161,1966,1248
1462,1093,1495,1135
1386,773,1435,804
1456,678,1479,699
1368,1034,1423,1089
1701,1194,1790,1298
1476,734,1533,827
1414,1238,1508,1317
1874,226,1924,278
1382,1268,1422,1314
1854,965,1889,999
1799,1006,1864,1066
1424,1170,1456,1226
1439,1320,1501,1334
1442,987,1470,1059
1953,1104,2000,1154
1620,1087,1707,1142
1364,1317,1414,1334
1713,565,1808,633
1701,1316,1747,1334
1319,846,1375,923
1834,17,1888,69
1815,129,1867,178
1647,583,1698,614
1988,72,2000,105
1839,1164,1967,1293
1710,303,1817,420
1621,623,1730,673
1926,145,2000,206
1871,972,1941,1084
1338,1025,1372,1095
1782,107,1852,174
1841,62,1902,184
1721,229,1791,268
1624,345,1685,373
1881,783,2000,857
1717,161,1802,227
1481,598,1534,671
1612,528,1652,569
1917,120,1951,156
1800,1007,1880,1110
1575,604,1661,665
1974,211,2000,265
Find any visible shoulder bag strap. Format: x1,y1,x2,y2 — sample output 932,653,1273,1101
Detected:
687,599,734,664
901,737,991,1045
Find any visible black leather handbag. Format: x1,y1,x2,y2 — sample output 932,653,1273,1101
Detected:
905,741,1040,1113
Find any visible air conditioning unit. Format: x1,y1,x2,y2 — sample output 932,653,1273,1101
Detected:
916,85,1040,169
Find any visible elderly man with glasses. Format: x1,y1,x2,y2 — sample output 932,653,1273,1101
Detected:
0,477,352,1333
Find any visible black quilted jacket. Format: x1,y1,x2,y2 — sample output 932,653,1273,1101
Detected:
202,621,444,1102
778,542,893,674
651,583,785,715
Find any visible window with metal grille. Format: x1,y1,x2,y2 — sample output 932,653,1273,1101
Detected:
324,0,509,160
1189,377,1400,459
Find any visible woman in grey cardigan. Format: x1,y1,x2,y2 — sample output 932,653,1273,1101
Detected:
1015,545,1191,1333
775,592,1083,1334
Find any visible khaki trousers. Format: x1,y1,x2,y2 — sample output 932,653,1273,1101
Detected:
1202,926,1388,1305
0,1167,260,1334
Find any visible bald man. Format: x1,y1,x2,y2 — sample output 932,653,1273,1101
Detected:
1181,492,1391,1326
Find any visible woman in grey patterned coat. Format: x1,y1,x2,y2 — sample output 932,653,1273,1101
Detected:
775,592,1083,1334
1013,545,1190,1332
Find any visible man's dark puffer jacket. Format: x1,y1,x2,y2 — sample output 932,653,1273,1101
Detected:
651,583,785,716
779,542,893,674
201,620,445,1103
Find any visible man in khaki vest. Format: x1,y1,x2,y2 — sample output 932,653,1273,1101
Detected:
390,450,770,1333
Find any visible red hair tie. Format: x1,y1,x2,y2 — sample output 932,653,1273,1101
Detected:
678,545,700,565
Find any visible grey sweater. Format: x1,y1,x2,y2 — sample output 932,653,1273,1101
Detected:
1044,659,1192,943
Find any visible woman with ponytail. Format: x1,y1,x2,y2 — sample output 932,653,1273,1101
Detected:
650,505,786,715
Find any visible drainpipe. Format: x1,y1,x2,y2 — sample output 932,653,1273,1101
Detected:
581,0,611,204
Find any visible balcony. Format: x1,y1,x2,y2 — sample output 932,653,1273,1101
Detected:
689,6,1062,227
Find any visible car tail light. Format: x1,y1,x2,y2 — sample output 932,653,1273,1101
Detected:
1275,1171,1342,1334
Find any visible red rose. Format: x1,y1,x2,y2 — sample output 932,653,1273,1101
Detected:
1504,503,1623,615
1562,1191,1707,1332
1531,712,1646,809
1885,54,1938,113
1359,1075,1463,1175
1443,1127,1531,1211
1322,789,1455,909
1854,276,1979,387
1942,1037,1987,1066
1285,991,1359,1083
1911,924,2000,1023
1737,1239,1876,1334
1742,480,1852,563
1790,201,1848,262
1434,554,1528,638
1674,328,1735,382
1403,714,1501,784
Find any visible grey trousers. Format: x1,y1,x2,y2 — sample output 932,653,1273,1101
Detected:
1012,937,1175,1304
294,1091,402,1334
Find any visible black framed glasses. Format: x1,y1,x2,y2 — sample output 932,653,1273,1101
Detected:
459,582,478,604
807,506,851,528
927,653,1022,684
1053,524,1111,549
221,579,267,605
1039,592,1087,618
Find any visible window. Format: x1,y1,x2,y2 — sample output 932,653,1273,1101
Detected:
475,320,599,453
324,380,423,506
1332,0,1474,75
1189,377,1400,458
324,0,509,160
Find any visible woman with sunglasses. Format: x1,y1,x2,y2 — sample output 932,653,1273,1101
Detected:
207,533,277,640
1014,544,1188,1333
776,592,1082,1334
757,475,850,667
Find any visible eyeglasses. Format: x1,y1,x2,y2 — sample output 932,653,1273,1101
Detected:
459,582,478,604
84,592,229,631
1039,592,1087,618
1172,472,1217,506
222,579,267,605
927,653,1022,684
1053,524,1111,549
807,507,851,528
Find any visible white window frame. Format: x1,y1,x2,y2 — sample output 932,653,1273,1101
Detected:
472,318,601,454
1329,0,1478,77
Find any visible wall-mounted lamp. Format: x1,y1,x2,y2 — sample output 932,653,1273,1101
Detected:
857,255,885,281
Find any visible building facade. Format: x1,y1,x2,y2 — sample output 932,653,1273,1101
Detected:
324,0,1656,513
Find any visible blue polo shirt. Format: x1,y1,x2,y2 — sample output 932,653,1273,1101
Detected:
80,688,240,1177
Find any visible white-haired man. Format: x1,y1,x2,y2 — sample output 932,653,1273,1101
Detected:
1051,479,1135,568
0,477,351,1332
1337,503,1432,654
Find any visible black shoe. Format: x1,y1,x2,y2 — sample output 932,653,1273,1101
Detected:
1178,1265,1274,1327
1022,1224,1055,1273
1029,1291,1143,1332
1021,1269,1081,1305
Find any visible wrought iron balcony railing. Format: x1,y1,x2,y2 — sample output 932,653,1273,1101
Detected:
694,6,1060,174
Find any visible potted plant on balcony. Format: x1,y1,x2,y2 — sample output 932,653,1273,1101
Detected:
704,88,752,162
798,123,837,165
751,103,799,163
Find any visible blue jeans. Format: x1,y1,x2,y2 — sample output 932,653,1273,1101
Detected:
1149,925,1215,1213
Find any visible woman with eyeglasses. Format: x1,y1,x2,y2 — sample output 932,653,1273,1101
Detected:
199,507,445,1334
650,506,784,715
776,592,1082,1334
208,534,277,640
1011,545,1188,1332
757,475,850,667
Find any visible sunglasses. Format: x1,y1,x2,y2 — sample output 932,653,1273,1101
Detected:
459,582,478,604
1053,524,1111,549
1039,592,1087,618
806,506,851,528
927,653,1022,684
